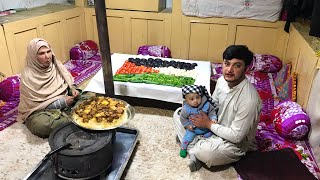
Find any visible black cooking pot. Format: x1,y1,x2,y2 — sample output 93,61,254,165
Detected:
48,122,115,179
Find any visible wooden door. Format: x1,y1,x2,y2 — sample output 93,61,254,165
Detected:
131,18,167,54
235,26,278,56
63,16,86,61
188,22,228,61
43,21,65,62
91,15,125,54
0,27,12,76
6,29,38,74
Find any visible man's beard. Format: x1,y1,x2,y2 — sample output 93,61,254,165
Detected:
224,74,246,84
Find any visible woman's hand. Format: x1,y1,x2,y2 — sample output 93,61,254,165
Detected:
65,96,75,106
71,88,80,97
190,111,215,129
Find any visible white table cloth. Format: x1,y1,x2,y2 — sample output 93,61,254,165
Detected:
84,53,211,104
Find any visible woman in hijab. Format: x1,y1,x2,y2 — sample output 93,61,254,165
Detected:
18,38,94,138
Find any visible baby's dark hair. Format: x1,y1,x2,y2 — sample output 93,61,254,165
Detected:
222,45,253,67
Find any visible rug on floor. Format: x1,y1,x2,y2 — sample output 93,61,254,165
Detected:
0,106,238,180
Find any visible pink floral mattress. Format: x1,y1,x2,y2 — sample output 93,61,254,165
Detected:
0,102,18,131
63,58,102,86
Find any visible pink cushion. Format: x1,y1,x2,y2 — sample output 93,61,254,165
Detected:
137,45,172,58
249,54,283,73
70,40,99,61
0,75,20,102
210,63,223,80
271,101,310,140
0,75,20,130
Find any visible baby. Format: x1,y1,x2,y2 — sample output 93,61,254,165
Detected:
179,85,218,158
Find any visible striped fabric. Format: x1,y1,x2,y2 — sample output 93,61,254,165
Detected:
46,98,68,109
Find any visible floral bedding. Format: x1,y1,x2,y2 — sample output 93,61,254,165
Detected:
63,59,102,86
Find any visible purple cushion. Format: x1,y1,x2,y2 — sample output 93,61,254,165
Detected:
271,101,310,140
210,63,223,80
70,40,100,61
249,54,283,73
137,45,172,58
0,75,20,102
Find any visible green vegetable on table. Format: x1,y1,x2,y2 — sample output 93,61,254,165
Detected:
113,73,195,87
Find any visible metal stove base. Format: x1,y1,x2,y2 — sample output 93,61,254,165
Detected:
24,127,139,180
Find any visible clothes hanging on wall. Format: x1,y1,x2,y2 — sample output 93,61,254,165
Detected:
309,0,320,37
283,0,315,32
283,0,301,32
300,0,315,19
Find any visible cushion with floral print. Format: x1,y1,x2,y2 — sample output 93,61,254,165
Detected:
249,54,283,73
70,40,100,61
137,45,172,58
0,75,20,130
271,101,310,140
210,63,223,81
0,75,20,102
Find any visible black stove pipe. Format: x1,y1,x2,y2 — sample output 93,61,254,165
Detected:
94,0,115,97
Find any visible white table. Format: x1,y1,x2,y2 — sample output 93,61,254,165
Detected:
84,53,211,104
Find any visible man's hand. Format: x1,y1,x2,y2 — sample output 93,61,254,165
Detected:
190,111,215,129
185,124,194,131
65,96,75,107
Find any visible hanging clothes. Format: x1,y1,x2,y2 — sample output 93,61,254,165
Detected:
309,0,320,37
283,0,301,32
283,0,315,32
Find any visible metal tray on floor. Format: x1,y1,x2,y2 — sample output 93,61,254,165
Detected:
24,127,139,180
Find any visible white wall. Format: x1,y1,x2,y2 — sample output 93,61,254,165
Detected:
166,0,172,8
0,0,69,11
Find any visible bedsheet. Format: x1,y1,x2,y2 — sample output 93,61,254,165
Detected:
83,53,211,104
182,0,283,22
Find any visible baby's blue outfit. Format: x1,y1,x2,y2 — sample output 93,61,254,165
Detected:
180,98,217,150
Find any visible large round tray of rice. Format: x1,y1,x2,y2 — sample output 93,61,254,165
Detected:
70,96,135,130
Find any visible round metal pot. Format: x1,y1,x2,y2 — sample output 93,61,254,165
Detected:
48,122,114,179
